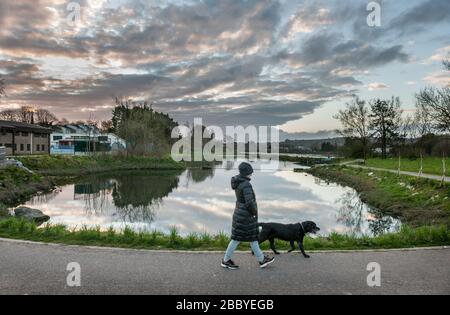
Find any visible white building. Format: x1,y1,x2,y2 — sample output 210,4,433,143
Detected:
51,124,125,155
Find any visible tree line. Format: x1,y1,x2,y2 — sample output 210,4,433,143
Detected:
335,60,450,159
0,78,101,128
0,106,59,127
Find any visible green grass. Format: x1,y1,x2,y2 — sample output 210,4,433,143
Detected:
0,218,448,250
15,154,185,176
308,166,450,227
0,203,9,218
0,167,54,206
365,157,449,176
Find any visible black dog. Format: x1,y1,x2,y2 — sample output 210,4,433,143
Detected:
258,221,320,258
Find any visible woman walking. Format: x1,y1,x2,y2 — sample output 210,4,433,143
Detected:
221,162,275,270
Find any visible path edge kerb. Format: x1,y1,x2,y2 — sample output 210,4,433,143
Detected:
0,237,448,254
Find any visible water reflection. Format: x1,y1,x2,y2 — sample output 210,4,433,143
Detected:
186,168,215,184
72,171,182,224
24,160,401,236
336,191,400,236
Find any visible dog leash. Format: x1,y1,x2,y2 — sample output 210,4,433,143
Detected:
299,222,305,234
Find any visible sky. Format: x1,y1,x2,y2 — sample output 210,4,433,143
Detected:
0,0,449,138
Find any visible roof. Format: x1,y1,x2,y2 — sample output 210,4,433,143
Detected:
0,120,52,133
52,124,100,134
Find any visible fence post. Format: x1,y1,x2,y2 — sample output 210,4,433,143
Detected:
442,153,447,186
398,153,401,177
418,152,423,180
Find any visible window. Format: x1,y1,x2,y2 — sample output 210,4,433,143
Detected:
36,144,40,151
14,144,17,151
20,144,24,151
22,132,29,137
5,144,12,148
41,145,46,152
27,144,31,151
53,135,63,141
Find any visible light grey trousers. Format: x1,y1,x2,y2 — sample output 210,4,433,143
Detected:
224,240,264,263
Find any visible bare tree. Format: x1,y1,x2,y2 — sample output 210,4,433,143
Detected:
369,97,403,159
17,106,36,124
400,114,417,146
334,97,371,159
85,115,100,155
413,101,434,156
415,101,434,137
35,109,58,127
0,106,34,123
101,120,113,133
416,87,450,133
416,59,450,133
0,109,18,121
56,118,70,125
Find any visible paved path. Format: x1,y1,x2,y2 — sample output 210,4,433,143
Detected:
346,164,450,183
0,239,449,295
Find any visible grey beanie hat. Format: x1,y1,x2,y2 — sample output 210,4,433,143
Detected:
239,162,254,176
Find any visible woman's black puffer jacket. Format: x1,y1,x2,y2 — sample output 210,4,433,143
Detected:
230,175,259,242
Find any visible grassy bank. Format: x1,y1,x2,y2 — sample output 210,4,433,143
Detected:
0,155,186,208
365,157,449,176
0,218,448,251
15,155,185,176
308,166,450,227
0,204,9,218
0,167,54,208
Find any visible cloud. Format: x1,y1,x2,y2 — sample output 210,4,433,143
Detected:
277,33,409,71
0,0,446,129
367,82,389,91
280,4,332,40
389,0,450,36
425,45,450,65
423,72,450,87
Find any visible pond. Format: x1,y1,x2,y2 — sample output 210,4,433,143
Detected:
23,159,401,236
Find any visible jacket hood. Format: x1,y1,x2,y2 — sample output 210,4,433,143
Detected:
231,175,250,190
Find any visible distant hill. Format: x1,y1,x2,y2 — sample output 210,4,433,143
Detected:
279,130,339,141
280,137,345,154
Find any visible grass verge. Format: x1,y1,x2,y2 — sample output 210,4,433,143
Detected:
0,218,448,251
0,167,55,207
307,165,450,227
365,157,449,177
15,155,185,176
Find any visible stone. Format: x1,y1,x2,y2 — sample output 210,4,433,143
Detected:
14,207,50,225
